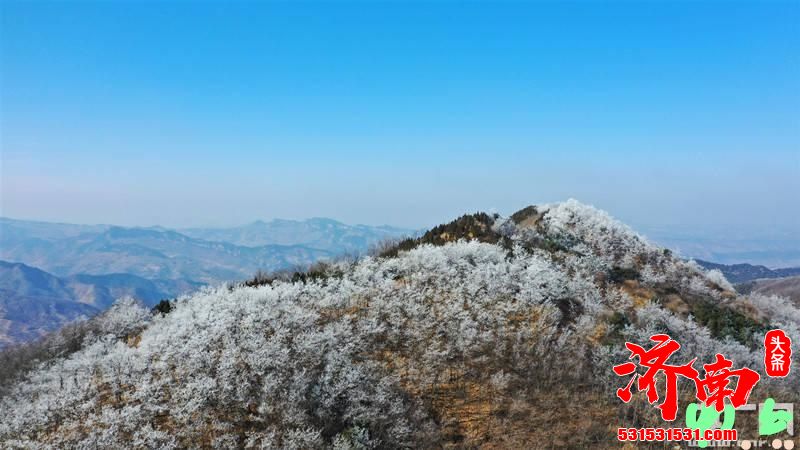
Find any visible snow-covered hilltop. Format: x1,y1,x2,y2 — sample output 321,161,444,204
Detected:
1,200,798,449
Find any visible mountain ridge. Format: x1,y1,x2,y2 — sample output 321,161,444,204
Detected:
179,217,416,252
0,217,414,284
0,216,414,346
695,259,800,284
0,260,196,346
2,200,796,448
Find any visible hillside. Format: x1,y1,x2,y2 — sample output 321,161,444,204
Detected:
1,200,797,449
0,217,411,347
744,275,800,305
0,261,97,347
0,261,194,346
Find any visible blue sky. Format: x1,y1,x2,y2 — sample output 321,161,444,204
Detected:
1,1,798,232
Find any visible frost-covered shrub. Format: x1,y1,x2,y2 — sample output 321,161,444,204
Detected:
539,198,654,263
95,297,151,338
704,268,734,291
640,265,667,285
748,293,800,326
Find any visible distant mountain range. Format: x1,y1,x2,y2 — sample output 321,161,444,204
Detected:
0,260,200,346
642,226,800,268
0,217,414,284
180,218,413,253
695,259,800,284
0,217,415,346
694,259,800,307
6,215,798,349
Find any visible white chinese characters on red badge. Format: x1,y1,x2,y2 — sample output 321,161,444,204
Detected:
764,329,792,378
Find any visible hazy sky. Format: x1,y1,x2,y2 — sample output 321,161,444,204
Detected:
1,1,798,232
